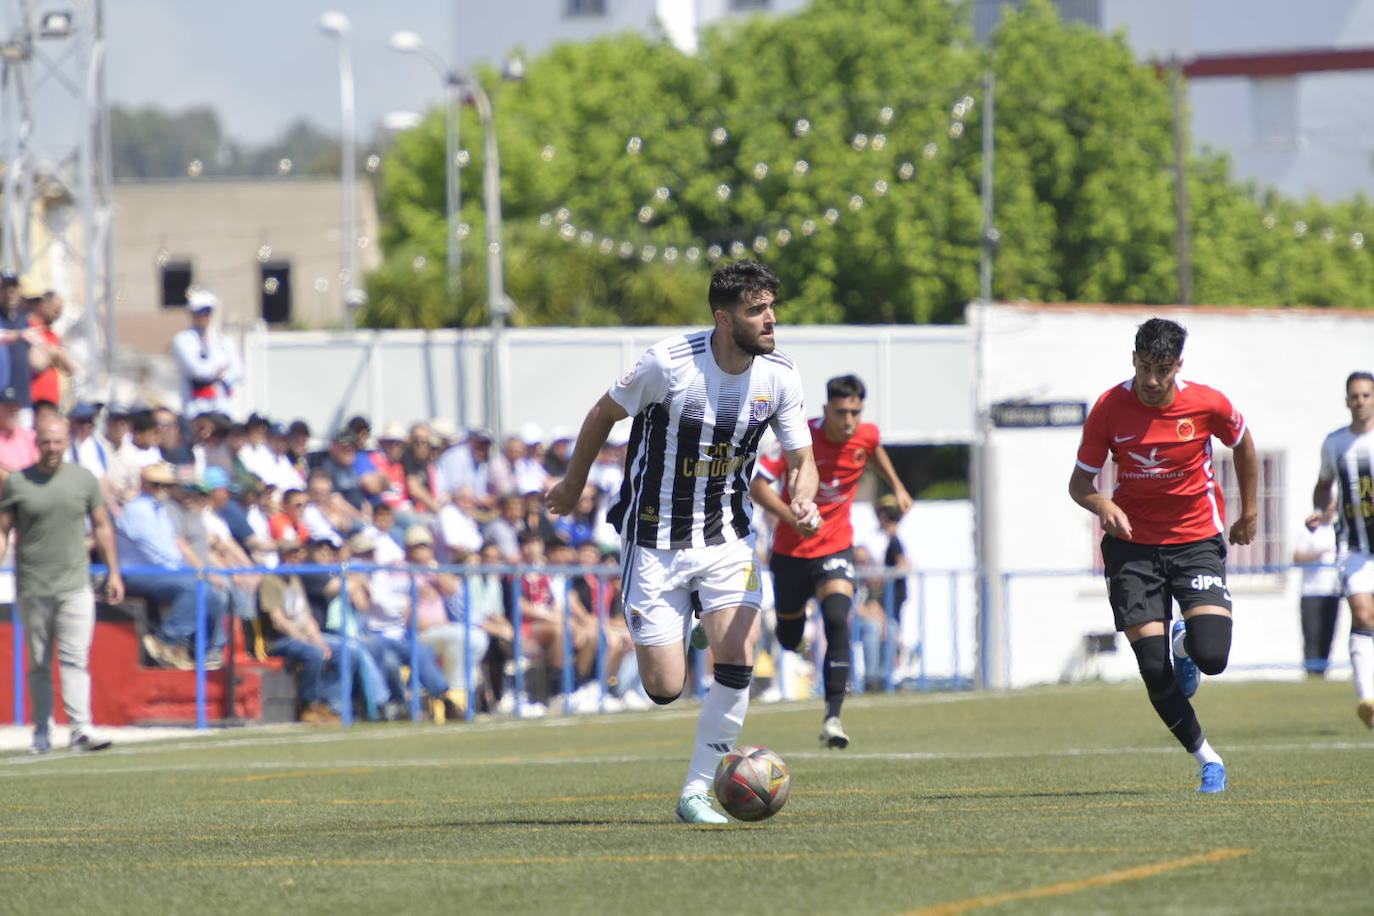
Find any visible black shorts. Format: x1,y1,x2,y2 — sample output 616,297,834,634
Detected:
770,549,856,619
1100,534,1232,631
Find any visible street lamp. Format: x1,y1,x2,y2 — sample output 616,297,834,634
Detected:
320,11,359,328
389,29,463,309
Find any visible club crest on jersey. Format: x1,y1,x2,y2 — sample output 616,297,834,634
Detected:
750,397,771,422
1176,417,1195,440
629,610,644,633
617,364,637,387
851,447,868,464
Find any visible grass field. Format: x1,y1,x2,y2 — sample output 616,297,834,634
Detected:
2,678,1371,915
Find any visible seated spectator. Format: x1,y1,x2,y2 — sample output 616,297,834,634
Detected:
512,530,571,702
68,402,110,480
438,486,484,562
297,536,391,717
0,388,38,483
402,422,441,515
269,488,312,545
105,403,132,452
191,411,235,475
543,427,574,478
116,463,228,668
205,465,273,557
546,538,601,688
256,537,340,723
154,407,194,466
107,409,163,505
27,291,73,407
853,545,890,693
236,413,273,479
520,490,560,545
490,433,548,497
428,418,457,460
319,431,372,512
351,530,458,720
169,475,249,631
405,526,488,708
470,541,514,710
371,422,412,512
483,492,524,563
369,502,407,562
435,427,495,510
286,419,313,479
305,468,360,541
568,539,634,690
552,485,598,547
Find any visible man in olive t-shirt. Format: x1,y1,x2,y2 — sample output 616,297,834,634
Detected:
0,415,124,754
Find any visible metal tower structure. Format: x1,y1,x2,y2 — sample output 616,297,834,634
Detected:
0,0,113,398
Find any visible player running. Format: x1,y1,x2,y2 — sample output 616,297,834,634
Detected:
750,374,912,749
1069,317,1256,793
546,259,819,826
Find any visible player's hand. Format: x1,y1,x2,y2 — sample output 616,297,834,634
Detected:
545,478,579,516
790,497,820,536
1098,501,1133,540
105,572,125,605
1229,512,1258,546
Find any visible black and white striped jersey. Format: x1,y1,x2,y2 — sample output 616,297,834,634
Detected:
606,330,810,549
1319,426,1374,553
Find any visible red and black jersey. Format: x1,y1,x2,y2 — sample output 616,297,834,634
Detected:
757,419,881,558
1076,378,1245,545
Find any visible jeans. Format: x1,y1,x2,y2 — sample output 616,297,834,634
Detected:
421,623,490,692
319,633,391,718
364,633,449,700
267,638,327,707
853,615,886,691
123,574,228,651
21,587,96,736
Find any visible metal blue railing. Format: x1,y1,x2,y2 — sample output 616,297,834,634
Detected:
5,561,970,729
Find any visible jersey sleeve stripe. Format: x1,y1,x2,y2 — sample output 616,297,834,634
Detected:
1225,422,1246,449
1075,459,1103,474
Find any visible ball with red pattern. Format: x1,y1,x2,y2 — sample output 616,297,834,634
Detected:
712,744,791,821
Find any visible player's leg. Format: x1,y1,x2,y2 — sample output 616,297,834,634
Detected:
1168,535,1235,695
814,551,858,747
19,594,56,754
55,588,110,751
1300,595,1337,677
1347,592,1374,727
768,553,811,652
622,544,692,706
1105,535,1224,792
676,541,764,824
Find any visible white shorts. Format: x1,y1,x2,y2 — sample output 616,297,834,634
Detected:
1342,551,1374,596
621,536,763,647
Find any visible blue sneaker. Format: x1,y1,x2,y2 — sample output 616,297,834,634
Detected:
1198,761,1227,794
675,794,728,825
1172,619,1199,698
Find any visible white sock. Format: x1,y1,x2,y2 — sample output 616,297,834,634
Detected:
1191,739,1223,768
1350,631,1374,701
681,681,750,799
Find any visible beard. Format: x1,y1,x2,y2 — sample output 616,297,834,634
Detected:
733,325,775,356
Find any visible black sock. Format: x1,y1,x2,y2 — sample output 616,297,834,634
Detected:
820,592,852,719
1132,635,1203,752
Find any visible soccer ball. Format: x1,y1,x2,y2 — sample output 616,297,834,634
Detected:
713,744,790,821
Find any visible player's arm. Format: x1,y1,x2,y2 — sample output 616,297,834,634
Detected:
546,393,628,515
1308,462,1336,529
749,475,815,536
783,445,820,529
871,444,913,516
1068,467,1133,540
90,504,125,604
1228,428,1258,546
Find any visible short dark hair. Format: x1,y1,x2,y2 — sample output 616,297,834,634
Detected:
826,374,867,401
707,259,779,314
517,529,543,546
130,410,157,434
1346,371,1374,390
288,419,310,437
1134,318,1186,363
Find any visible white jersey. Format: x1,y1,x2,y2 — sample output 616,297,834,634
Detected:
607,330,810,550
1319,425,1374,553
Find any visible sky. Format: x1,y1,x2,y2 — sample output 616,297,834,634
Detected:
103,1,455,146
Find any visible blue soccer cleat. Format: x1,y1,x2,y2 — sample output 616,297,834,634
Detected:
1172,618,1199,699
1197,761,1227,794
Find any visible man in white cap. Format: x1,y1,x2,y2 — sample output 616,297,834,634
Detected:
171,290,242,418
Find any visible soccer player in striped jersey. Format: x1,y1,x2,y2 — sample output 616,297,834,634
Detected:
1069,318,1256,794
1309,371,1374,727
546,260,819,825
751,374,911,749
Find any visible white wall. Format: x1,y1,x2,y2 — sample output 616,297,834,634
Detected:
973,301,1373,686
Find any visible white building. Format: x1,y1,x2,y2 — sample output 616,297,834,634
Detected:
455,0,1374,200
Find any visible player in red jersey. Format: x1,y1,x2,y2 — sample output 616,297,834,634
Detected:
751,375,912,748
1069,318,1256,794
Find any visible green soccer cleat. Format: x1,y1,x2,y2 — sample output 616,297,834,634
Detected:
676,794,728,825
689,622,709,651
